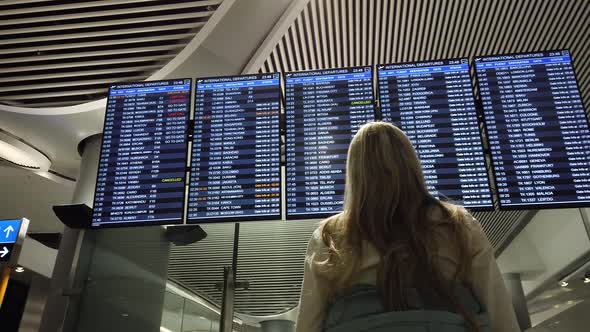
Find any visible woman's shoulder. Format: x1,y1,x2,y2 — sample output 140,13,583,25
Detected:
434,204,490,254
307,214,341,254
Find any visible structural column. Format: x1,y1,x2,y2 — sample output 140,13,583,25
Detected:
504,273,532,330
39,134,101,332
40,134,171,331
19,275,50,332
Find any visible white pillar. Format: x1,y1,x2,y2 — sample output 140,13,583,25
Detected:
19,275,50,332
40,134,171,331
39,134,101,332
504,273,532,330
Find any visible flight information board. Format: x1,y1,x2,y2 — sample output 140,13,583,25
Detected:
187,73,281,222
377,59,493,209
476,50,590,209
92,79,191,227
285,67,376,219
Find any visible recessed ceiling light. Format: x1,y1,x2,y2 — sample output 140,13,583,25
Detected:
559,281,568,287
15,267,24,273
584,277,590,284
0,130,50,171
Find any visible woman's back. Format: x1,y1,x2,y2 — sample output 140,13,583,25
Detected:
294,122,520,332
297,215,519,332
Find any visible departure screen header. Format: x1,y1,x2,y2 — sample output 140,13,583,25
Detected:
187,73,281,222
476,50,590,209
92,79,191,227
285,66,376,219
378,59,493,209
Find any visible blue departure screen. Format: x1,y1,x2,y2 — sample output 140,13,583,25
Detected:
92,79,191,227
476,50,590,209
378,59,493,209
285,67,376,219
187,73,281,222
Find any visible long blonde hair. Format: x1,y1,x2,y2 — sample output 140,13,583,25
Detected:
319,121,477,329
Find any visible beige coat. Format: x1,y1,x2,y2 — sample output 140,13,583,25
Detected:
296,218,521,332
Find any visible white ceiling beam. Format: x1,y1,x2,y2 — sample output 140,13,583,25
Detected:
0,55,172,73
1,88,108,100
0,33,194,55
0,0,157,16
0,65,161,83
354,0,360,66
310,0,324,69
383,0,393,63
0,0,52,5
0,75,146,93
0,1,219,26
332,0,342,68
242,0,311,74
367,0,374,65
303,4,317,70
16,100,101,108
0,22,204,46
284,28,296,72
0,44,186,65
346,0,353,66
0,12,212,36
277,37,288,72
325,0,335,68
296,14,310,71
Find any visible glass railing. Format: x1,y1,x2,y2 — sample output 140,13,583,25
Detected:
161,290,223,332
162,283,251,332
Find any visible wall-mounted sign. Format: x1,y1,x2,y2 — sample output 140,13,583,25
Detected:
0,219,29,263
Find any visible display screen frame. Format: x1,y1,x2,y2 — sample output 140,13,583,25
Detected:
186,72,283,224
283,65,378,220
376,58,495,211
91,78,193,229
474,49,590,211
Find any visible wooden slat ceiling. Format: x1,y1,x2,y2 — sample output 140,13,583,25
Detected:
0,0,222,108
258,0,589,113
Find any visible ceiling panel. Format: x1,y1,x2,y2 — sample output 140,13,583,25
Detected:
258,0,589,109
0,0,223,108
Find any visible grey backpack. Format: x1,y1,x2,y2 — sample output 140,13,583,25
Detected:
324,285,491,332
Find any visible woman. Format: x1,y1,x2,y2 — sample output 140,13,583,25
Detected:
296,121,519,332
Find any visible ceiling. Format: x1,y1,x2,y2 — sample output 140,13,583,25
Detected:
169,0,589,318
0,0,222,108
0,166,73,233
254,0,590,116
0,0,589,320
0,0,294,236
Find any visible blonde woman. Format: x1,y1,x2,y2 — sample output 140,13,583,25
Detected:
296,121,519,332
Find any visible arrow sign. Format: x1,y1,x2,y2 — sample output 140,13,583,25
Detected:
0,219,26,263
0,243,14,262
0,220,21,244
3,225,14,239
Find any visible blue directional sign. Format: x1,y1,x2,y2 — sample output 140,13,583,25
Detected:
0,219,23,263
0,220,21,244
